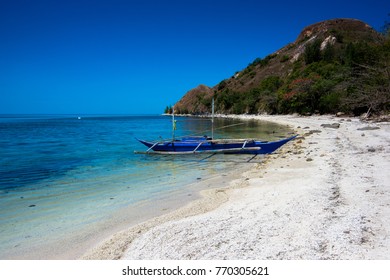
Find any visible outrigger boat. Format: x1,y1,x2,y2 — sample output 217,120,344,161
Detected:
137,135,297,155
136,100,296,155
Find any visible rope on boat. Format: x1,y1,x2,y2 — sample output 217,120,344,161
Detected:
174,118,213,122
150,122,246,143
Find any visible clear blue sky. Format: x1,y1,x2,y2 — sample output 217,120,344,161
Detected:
1,0,389,114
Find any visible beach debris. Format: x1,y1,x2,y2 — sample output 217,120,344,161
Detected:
336,112,347,117
321,123,340,129
374,115,390,122
304,129,322,136
357,126,380,131
293,150,303,155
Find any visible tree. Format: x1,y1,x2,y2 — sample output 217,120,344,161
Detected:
381,13,390,36
323,43,335,62
164,105,173,114
304,39,322,64
343,42,390,116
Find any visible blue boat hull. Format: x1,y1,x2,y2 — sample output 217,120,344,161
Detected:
137,135,297,154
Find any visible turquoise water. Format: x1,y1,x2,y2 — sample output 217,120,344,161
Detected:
0,115,291,259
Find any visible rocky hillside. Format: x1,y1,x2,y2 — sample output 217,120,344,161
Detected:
173,18,389,116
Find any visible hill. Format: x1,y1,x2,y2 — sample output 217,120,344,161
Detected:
173,18,389,116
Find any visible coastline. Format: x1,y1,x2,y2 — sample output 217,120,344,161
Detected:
81,172,246,259
83,114,390,260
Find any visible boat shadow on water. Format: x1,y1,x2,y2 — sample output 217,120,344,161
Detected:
136,151,267,163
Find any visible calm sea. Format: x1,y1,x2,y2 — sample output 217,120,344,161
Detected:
0,114,290,259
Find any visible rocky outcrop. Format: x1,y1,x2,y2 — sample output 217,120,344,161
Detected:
173,18,386,115
174,84,214,114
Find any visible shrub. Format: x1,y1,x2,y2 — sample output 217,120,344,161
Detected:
280,55,289,62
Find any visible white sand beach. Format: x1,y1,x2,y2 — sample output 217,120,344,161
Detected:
83,115,390,260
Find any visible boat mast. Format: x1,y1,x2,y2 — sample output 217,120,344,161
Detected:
172,106,175,141
211,97,214,140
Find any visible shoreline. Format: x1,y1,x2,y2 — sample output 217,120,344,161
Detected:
4,152,257,260
84,114,390,260
81,171,249,259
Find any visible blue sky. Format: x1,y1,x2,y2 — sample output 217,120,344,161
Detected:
1,0,389,114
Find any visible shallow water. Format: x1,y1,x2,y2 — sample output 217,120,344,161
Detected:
0,114,291,259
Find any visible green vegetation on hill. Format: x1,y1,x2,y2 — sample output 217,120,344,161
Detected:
173,18,390,117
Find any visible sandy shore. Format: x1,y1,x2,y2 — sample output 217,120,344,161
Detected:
83,114,390,260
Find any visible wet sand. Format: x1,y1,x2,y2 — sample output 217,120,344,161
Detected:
83,115,390,260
